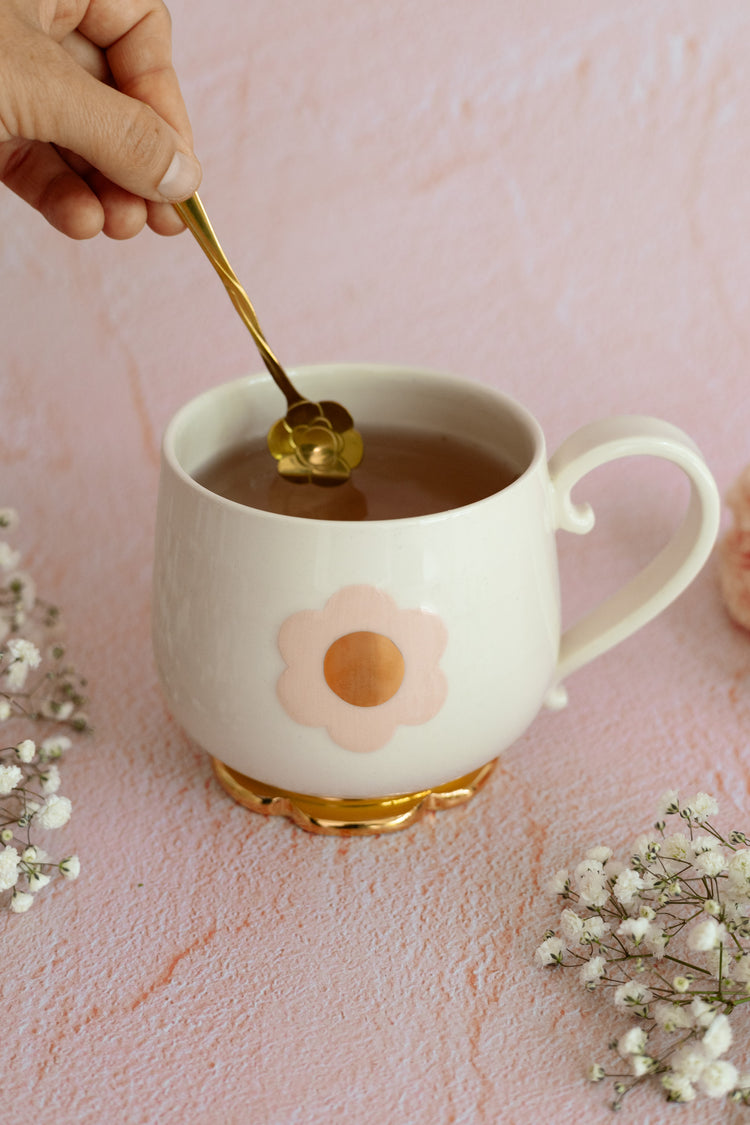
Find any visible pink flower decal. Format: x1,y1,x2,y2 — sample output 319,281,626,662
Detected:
277,586,448,753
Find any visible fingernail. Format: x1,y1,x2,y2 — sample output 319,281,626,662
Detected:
157,152,202,201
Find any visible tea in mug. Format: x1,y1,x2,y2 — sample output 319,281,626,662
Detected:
194,425,519,520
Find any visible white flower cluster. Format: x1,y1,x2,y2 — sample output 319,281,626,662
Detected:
536,789,750,1109
0,509,87,914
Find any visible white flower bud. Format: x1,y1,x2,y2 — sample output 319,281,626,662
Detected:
59,855,80,881
27,871,51,893
15,739,35,763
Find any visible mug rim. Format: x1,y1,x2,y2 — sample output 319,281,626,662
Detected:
161,363,548,526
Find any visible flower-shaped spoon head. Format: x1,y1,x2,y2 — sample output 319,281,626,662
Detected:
267,400,364,485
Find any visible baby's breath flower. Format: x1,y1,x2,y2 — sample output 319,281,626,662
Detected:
702,1014,733,1060
15,739,35,763
698,1060,739,1099
613,980,653,1013
9,571,35,613
39,699,74,721
9,890,33,913
657,789,680,817
644,924,668,957
548,868,570,895
0,845,20,892
574,859,608,908
39,764,61,795
727,850,750,899
694,849,727,877
688,917,727,952
672,1046,708,1082
690,998,717,1029
39,734,72,760
617,916,651,944
5,637,40,670
0,512,90,915
580,956,606,988
535,935,565,966
537,785,749,1110
27,870,51,893
34,794,71,831
661,1072,696,1103
617,1026,647,1057
612,867,645,906
0,763,23,795
734,954,750,984
683,792,719,824
662,832,691,862
632,832,660,862
581,916,608,944
587,1063,606,1083
653,1000,692,1031
0,542,21,571
59,855,80,880
560,908,583,942
631,1054,655,1077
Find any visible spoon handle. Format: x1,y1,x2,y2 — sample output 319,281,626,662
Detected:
173,194,303,408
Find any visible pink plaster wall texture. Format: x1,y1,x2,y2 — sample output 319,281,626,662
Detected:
1,2,750,1123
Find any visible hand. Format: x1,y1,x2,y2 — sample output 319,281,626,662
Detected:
0,0,202,239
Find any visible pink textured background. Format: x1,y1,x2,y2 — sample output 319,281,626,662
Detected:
2,2,749,1122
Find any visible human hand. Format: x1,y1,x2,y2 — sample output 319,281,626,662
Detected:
0,0,202,239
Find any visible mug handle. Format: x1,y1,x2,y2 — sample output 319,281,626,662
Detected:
545,415,720,708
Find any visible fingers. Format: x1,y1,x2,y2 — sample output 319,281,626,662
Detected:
0,136,159,240
59,29,111,85
56,29,183,238
89,2,194,146
0,1,200,237
36,55,202,203
2,3,200,204
146,200,187,236
86,170,149,239
0,138,105,239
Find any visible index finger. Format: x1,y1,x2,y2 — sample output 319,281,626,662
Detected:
79,0,193,148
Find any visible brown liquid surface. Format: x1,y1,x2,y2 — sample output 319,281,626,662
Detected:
194,426,519,521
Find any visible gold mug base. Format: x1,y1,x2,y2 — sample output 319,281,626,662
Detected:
211,757,497,836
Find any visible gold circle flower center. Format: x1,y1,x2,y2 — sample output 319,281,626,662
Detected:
323,632,405,707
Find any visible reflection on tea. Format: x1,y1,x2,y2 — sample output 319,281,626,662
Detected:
193,425,519,520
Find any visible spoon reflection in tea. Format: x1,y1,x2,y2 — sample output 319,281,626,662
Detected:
173,193,363,485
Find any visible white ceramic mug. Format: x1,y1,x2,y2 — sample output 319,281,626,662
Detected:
152,365,719,828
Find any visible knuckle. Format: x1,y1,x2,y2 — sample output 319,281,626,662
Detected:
120,101,167,174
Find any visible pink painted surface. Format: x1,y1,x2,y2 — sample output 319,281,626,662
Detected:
1,2,749,1121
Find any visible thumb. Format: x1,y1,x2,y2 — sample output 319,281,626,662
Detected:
27,43,202,202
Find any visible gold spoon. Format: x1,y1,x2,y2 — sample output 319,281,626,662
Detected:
173,193,363,485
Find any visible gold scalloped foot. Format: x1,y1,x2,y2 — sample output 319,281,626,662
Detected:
211,757,496,836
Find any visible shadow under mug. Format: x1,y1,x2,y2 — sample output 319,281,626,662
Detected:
152,365,720,834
